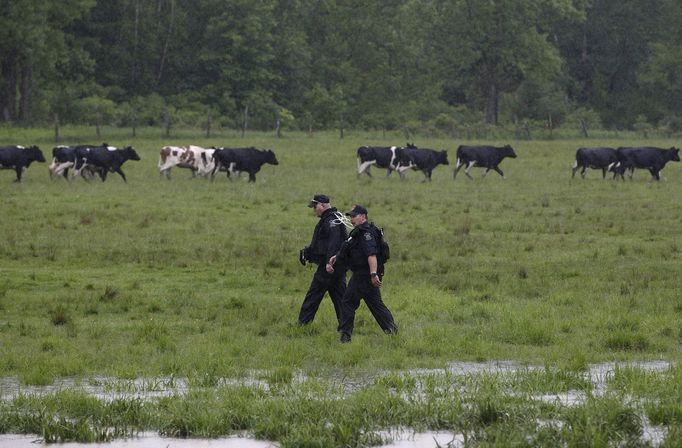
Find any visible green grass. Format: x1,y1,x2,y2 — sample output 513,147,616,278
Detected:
1,126,681,445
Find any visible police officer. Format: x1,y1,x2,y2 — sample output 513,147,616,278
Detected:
327,205,398,343
297,194,347,327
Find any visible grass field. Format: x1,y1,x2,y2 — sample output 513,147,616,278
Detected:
1,127,681,445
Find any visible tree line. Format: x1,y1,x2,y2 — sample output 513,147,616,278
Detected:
2,0,682,135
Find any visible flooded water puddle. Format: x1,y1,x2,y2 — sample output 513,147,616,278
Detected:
0,433,278,447
0,361,674,447
0,431,465,448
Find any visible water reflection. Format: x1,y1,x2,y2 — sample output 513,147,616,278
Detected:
0,433,278,448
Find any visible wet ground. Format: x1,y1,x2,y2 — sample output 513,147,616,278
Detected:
0,360,674,447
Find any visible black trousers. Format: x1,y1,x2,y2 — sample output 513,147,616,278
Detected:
298,264,346,326
338,272,397,337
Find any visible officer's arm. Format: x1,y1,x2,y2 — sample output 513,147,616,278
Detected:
368,255,381,287
368,255,378,276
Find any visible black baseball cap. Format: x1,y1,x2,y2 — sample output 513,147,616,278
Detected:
308,194,330,208
346,205,368,217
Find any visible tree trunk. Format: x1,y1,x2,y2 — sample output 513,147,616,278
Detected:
19,63,32,122
157,0,175,83
1,49,18,121
485,83,498,125
242,105,248,137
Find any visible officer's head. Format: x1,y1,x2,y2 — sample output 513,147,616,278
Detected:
345,204,367,226
308,194,331,216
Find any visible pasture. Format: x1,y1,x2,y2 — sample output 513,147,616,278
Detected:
1,127,681,446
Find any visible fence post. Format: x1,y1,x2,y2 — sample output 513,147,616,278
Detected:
242,106,248,138
54,114,60,143
164,107,171,137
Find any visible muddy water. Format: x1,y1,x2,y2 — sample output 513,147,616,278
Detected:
0,361,673,447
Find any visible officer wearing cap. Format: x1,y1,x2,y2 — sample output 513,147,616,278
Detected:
297,194,347,327
327,204,398,343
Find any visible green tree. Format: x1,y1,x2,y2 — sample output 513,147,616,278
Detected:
0,0,95,123
431,0,584,125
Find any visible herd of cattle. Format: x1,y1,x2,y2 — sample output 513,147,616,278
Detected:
0,142,679,183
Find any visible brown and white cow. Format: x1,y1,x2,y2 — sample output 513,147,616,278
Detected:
158,145,215,179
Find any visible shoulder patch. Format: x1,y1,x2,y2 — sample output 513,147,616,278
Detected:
364,232,373,241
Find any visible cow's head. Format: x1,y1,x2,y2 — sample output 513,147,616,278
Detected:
406,142,417,149
28,146,46,163
503,145,517,158
438,150,449,165
265,149,279,165
124,146,141,161
669,147,680,162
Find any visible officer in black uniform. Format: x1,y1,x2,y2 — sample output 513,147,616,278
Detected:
327,204,398,343
297,194,347,327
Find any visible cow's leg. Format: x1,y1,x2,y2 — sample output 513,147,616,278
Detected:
14,166,22,182
492,166,505,178
627,167,635,180
357,160,374,177
464,161,475,179
581,167,587,178
482,168,490,177
423,169,432,182
248,172,256,182
111,167,127,182
571,161,579,178
453,159,465,179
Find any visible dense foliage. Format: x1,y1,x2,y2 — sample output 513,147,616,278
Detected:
2,0,682,133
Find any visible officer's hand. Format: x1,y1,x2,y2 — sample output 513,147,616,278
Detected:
299,249,307,266
371,275,382,288
326,256,336,273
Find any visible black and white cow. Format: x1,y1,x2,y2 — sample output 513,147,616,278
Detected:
614,147,680,181
572,147,618,179
0,145,45,182
453,145,517,179
49,145,100,180
396,146,449,181
356,145,410,178
210,147,278,182
73,145,141,182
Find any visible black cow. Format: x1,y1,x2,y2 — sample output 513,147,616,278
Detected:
572,147,618,179
614,147,680,181
73,145,141,182
397,146,449,181
210,147,278,182
453,145,517,179
0,145,45,182
356,145,410,178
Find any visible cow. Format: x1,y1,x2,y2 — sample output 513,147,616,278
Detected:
49,145,100,181
356,145,411,178
453,145,517,179
158,145,215,179
614,147,680,181
0,145,46,182
396,146,449,181
571,147,619,179
210,147,278,182
73,145,140,182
